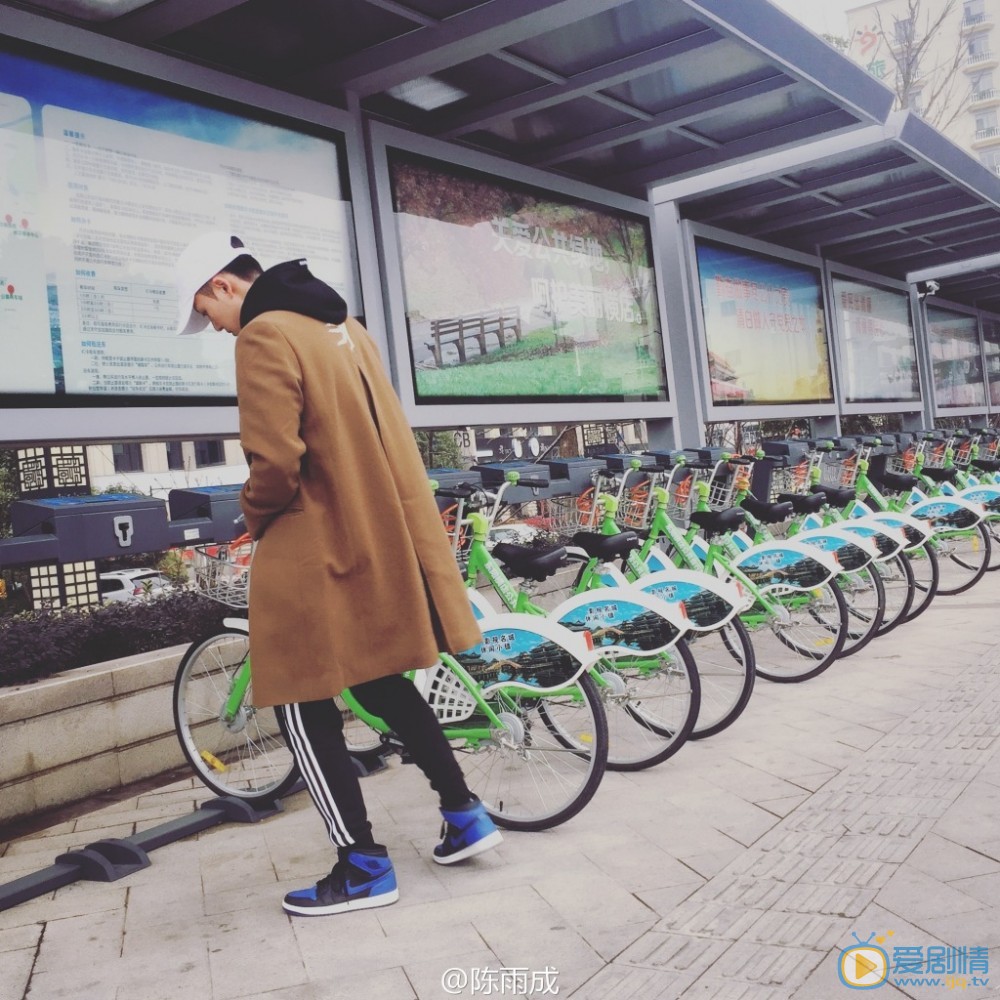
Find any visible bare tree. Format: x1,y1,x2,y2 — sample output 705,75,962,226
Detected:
854,0,971,133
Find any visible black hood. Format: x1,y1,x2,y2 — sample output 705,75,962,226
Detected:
240,259,348,329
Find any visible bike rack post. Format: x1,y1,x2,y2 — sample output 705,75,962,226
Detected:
0,791,289,913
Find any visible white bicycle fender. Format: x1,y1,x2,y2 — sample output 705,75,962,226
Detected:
907,495,984,530
452,612,593,695
852,507,934,551
793,525,878,572
731,539,839,592
838,517,906,561
222,617,250,632
550,588,690,656
630,567,744,630
958,484,1000,516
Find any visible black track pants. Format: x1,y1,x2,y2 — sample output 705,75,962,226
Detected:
275,673,472,854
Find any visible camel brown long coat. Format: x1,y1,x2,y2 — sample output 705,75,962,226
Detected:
235,313,481,708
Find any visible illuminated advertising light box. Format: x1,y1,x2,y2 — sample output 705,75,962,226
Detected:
694,238,833,407
387,150,668,405
831,276,921,404
0,40,359,429
926,306,986,409
982,317,1000,407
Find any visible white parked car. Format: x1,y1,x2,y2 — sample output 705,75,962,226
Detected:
99,569,175,603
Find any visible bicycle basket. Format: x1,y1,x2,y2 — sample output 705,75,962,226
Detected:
704,472,735,511
191,537,254,608
886,446,917,475
767,460,810,501
619,482,652,529
921,441,948,469
417,662,477,722
665,471,695,525
817,453,858,488
534,491,601,539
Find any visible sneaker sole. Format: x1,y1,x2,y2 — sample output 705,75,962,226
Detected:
433,829,503,865
282,888,399,916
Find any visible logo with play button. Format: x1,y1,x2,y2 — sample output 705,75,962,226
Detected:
839,932,891,989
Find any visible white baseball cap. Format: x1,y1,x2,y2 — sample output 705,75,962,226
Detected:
174,232,255,334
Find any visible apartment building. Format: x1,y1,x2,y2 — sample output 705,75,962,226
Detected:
845,0,1000,171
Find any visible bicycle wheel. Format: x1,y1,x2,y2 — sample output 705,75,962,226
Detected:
595,637,701,771
173,629,299,803
932,524,992,596
452,673,608,832
837,566,885,657
901,543,939,623
874,552,914,635
986,520,1000,572
335,694,384,755
687,619,756,740
749,579,848,683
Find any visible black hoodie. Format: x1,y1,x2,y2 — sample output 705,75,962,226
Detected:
239,259,348,330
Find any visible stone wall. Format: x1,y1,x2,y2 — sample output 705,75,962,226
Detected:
0,645,189,825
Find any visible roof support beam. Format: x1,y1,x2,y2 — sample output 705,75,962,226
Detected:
694,152,915,217
908,250,1000,283
290,0,635,97
748,178,955,236
652,122,893,203
105,0,249,43
809,198,984,248
609,109,858,192
433,27,720,138
526,73,794,168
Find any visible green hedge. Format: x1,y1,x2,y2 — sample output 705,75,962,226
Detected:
0,592,229,687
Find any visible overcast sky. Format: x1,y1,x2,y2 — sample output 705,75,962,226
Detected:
767,0,859,39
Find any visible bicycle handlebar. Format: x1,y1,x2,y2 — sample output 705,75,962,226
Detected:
513,474,550,489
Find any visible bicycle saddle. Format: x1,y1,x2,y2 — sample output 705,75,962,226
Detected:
740,493,795,524
775,492,826,515
688,507,746,536
868,469,919,493
491,542,568,581
810,484,855,507
570,530,641,561
918,466,958,484
973,457,1000,474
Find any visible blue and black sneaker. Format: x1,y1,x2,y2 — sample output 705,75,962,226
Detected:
282,846,399,916
433,798,503,865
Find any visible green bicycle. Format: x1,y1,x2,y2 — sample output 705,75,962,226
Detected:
173,538,610,831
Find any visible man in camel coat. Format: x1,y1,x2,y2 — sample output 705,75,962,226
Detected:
174,232,501,917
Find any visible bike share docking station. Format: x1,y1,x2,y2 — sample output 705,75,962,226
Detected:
2,464,610,912
0,486,248,573
0,794,294,913
0,484,282,912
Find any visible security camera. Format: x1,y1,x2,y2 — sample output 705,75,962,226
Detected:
918,279,940,300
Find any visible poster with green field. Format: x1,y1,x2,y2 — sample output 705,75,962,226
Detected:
388,151,669,404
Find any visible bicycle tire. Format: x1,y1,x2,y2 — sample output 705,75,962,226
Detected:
750,579,848,683
986,520,1000,572
173,628,299,804
687,618,756,740
932,523,992,596
837,566,886,657
335,694,384,756
874,552,915,635
901,543,939,623
453,672,608,832
594,637,702,771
